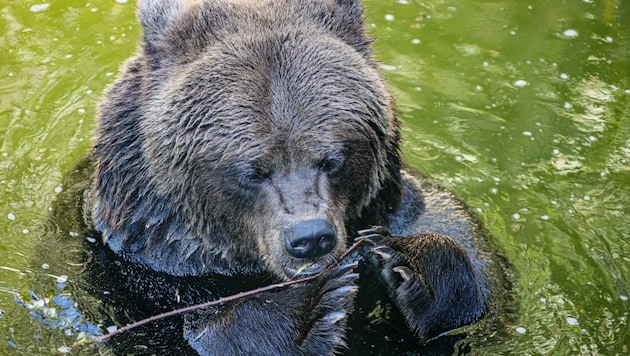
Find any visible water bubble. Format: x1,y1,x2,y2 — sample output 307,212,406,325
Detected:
7,213,16,221
514,80,528,87
54,186,62,193
42,263,50,269
621,295,628,301
563,29,579,38
56,275,69,283
411,39,421,44
523,131,532,136
625,89,630,95
106,325,118,333
515,327,527,334
560,73,568,79
455,155,463,162
564,102,572,109
512,213,521,219
384,14,394,21
566,317,579,326
30,4,50,12
604,36,613,43
540,215,550,220
380,64,397,71
553,149,560,155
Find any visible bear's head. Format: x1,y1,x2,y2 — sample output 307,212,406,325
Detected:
93,0,402,279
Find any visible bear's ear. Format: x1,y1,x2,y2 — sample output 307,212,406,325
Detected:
137,0,196,67
301,0,372,55
138,0,189,45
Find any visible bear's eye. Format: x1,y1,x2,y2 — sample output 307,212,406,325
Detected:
246,166,272,183
319,157,342,174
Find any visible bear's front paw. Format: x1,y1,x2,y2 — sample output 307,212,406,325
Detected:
183,263,359,355
359,228,486,343
297,262,359,355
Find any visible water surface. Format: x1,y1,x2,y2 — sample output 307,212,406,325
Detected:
1,0,629,354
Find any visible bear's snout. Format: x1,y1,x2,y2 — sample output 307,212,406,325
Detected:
284,219,337,259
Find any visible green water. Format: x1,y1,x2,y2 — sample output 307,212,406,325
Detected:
1,0,628,354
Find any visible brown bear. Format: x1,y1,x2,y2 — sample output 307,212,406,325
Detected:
87,0,508,354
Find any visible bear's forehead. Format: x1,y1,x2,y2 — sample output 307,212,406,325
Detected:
157,36,384,133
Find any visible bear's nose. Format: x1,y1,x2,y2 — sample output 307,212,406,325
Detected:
284,219,337,259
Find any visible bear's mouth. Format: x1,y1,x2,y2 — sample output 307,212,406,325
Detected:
284,262,325,279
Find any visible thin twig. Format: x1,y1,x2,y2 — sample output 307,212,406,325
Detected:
71,237,366,350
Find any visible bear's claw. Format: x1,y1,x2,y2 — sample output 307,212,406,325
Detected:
358,233,386,245
392,266,414,282
328,262,359,279
373,245,395,260
357,226,390,237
